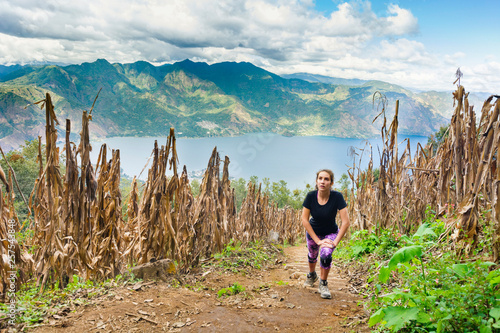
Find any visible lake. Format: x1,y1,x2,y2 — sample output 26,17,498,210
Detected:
91,133,429,190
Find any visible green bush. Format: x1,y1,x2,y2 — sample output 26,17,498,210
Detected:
338,228,402,260
212,239,274,271
217,282,245,298
367,219,500,332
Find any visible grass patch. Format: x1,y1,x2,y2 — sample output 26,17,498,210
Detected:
208,239,283,273
217,283,246,298
0,274,141,329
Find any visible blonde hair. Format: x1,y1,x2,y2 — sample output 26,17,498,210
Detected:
315,169,334,189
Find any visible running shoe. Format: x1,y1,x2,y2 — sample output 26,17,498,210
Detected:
318,280,331,299
303,271,318,287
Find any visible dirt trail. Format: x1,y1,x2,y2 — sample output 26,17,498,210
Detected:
29,244,370,333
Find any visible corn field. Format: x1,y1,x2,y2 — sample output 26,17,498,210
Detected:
1,86,498,297
0,93,301,297
347,86,500,260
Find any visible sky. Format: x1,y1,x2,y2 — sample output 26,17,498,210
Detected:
0,0,498,93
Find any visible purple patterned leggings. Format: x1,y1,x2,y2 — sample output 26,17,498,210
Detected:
306,232,338,270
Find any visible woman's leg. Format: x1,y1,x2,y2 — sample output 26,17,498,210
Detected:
304,233,321,286
306,232,320,272
319,266,329,280
319,232,338,280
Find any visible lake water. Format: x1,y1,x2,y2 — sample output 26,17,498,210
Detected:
91,133,428,190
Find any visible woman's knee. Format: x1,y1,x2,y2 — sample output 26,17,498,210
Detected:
308,254,318,263
320,254,332,268
319,248,333,268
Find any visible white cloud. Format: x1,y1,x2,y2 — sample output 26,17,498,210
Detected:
378,39,434,65
322,2,373,37
464,61,500,93
0,0,497,92
443,52,466,66
382,4,419,36
0,33,65,64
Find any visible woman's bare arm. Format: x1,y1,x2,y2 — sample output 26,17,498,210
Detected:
302,207,334,248
332,207,350,248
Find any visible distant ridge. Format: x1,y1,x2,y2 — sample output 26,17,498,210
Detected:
280,73,366,86
0,58,473,151
0,64,24,76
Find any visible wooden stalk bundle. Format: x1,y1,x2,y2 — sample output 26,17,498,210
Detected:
132,135,179,265
32,93,73,289
32,93,127,287
0,170,33,300
346,87,499,260
177,147,235,270
91,145,123,278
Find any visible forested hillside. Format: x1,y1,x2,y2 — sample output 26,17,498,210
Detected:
0,59,454,150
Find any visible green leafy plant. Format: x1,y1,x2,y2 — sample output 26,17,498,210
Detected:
184,281,207,292
275,280,288,286
217,283,245,298
211,239,280,272
350,230,381,257
370,259,500,332
336,228,402,261
378,245,423,283
367,218,500,332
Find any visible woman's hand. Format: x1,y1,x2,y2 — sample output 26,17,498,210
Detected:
317,238,336,249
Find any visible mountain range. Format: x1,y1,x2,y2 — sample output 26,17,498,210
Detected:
0,59,486,151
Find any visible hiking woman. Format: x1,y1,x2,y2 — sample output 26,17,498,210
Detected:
301,169,350,299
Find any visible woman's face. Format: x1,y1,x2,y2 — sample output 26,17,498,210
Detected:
316,171,332,191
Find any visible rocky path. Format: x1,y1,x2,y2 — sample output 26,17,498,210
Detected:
29,244,370,333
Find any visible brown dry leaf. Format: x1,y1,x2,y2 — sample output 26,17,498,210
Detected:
132,282,143,291
172,322,186,328
138,310,150,316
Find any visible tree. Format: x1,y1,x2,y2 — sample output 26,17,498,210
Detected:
249,175,259,187
270,180,292,208
230,176,310,211
427,125,449,156
190,179,201,198
229,177,246,211
372,168,380,182
337,173,350,193
0,140,45,221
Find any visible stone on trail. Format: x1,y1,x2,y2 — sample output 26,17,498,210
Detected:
125,259,176,282
267,230,280,243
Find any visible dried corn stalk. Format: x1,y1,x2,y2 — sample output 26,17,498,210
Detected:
32,93,72,289
32,93,127,287
346,88,499,259
0,170,33,300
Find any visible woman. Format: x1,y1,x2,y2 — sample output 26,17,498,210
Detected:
301,169,350,299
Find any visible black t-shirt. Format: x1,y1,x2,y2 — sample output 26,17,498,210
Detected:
302,190,347,235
